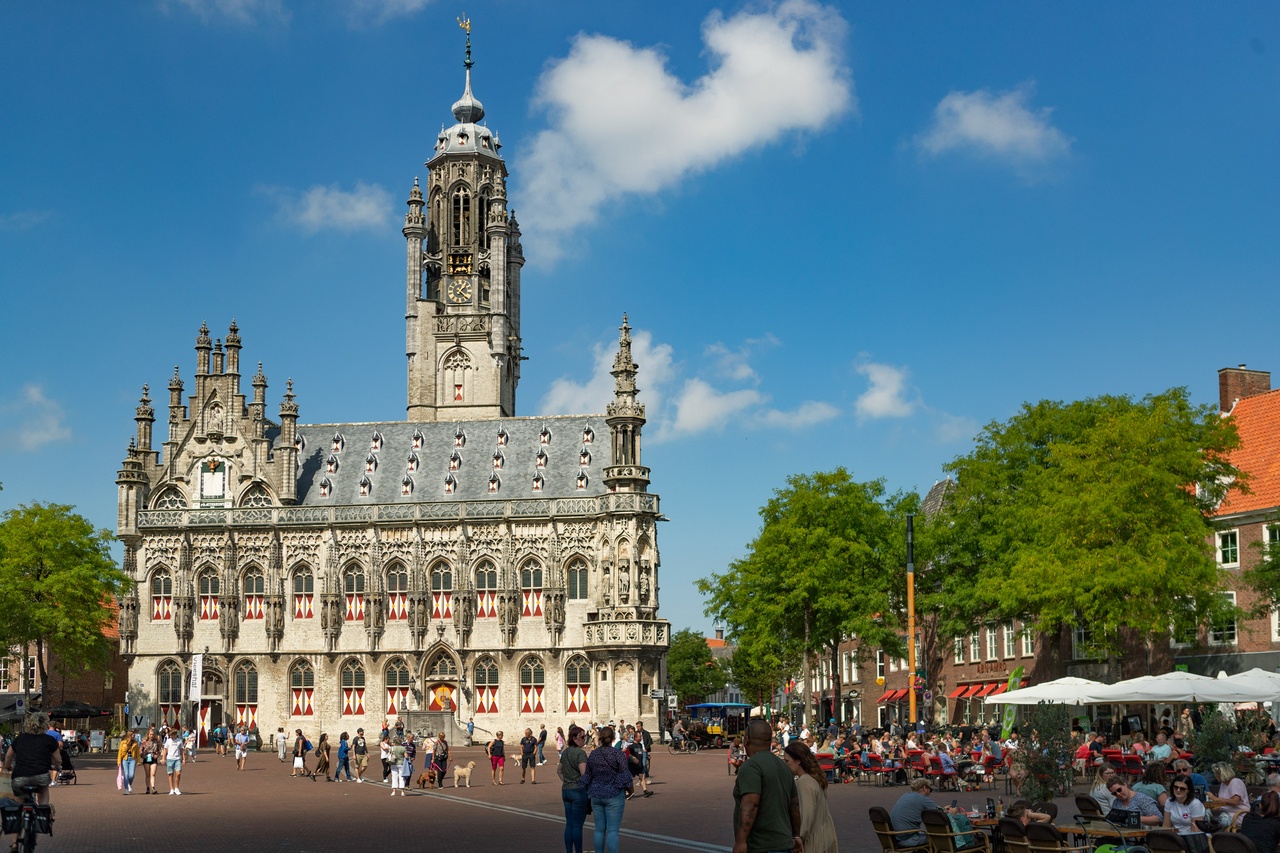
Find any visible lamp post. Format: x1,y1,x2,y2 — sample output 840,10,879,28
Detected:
906,515,917,726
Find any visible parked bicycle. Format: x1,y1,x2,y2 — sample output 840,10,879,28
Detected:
1,781,55,853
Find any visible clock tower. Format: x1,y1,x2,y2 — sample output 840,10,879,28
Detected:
405,24,524,421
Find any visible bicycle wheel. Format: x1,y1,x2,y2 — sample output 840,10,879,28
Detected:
667,743,679,755
688,742,699,754
21,814,37,853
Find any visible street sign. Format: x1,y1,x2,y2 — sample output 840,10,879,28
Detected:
666,695,678,709
131,713,150,730
649,689,665,699
923,691,933,702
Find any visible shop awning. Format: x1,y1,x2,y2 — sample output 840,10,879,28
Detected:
959,685,984,698
977,683,1002,697
875,688,896,703
989,683,1009,696
947,686,968,699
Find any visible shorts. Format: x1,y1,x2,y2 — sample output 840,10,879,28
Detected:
11,776,49,796
353,754,368,769
490,755,504,770
520,755,535,769
165,758,182,773
143,755,156,765
235,746,247,759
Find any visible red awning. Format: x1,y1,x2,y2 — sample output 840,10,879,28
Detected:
891,689,909,702
959,685,983,698
978,683,1001,697
875,688,896,703
990,683,1008,695
947,686,968,699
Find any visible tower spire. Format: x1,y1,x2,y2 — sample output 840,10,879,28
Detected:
605,314,649,493
452,15,484,123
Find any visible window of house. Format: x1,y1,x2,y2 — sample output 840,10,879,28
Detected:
293,566,314,619
1003,623,1016,658
1219,530,1240,566
954,637,964,664
1071,625,1092,660
889,655,898,673
521,562,544,617
876,650,885,679
986,628,998,661
431,562,453,619
969,631,980,662
387,564,409,620
567,559,589,600
1210,591,1238,646
1021,629,1034,657
1268,525,1280,556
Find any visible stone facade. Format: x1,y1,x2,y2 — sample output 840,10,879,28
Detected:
114,47,669,744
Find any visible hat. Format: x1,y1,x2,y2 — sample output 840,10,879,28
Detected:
910,777,932,792
829,718,835,723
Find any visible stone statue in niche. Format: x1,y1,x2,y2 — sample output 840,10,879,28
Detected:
638,573,650,603
619,573,630,603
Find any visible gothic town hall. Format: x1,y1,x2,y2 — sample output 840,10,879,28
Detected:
114,48,669,744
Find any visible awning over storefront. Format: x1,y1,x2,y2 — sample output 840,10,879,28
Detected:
959,685,984,698
947,686,968,699
977,683,1001,697
876,688,909,703
875,688,896,703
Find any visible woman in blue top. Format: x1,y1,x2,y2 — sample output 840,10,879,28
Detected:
583,726,633,853
333,732,353,781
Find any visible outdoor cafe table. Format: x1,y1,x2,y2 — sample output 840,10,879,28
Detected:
1058,821,1149,846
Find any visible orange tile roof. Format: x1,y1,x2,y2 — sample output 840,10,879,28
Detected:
1219,388,1280,515
706,638,727,648
101,598,120,640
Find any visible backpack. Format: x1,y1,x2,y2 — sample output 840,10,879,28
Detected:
303,738,313,753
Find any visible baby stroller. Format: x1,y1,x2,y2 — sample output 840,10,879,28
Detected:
56,746,77,784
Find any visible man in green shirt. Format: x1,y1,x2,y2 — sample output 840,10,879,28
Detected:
732,718,802,853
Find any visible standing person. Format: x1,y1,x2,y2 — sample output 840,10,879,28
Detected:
182,726,197,763
430,733,449,789
351,728,368,783
276,726,287,763
140,727,160,794
732,718,801,853
163,725,185,795
555,727,567,754
334,732,353,781
623,729,651,797
400,732,416,793
538,724,549,765
234,726,251,771
117,731,140,795
466,717,475,748
487,731,506,785
314,733,332,781
584,726,634,853
2,713,60,807
379,730,392,782
389,736,407,797
636,722,654,783
557,725,590,853
520,728,539,783
782,742,838,853
292,728,309,778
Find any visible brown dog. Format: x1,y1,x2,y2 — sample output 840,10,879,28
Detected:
452,760,477,788
415,772,433,789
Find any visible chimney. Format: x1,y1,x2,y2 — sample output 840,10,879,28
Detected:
715,623,724,641
1219,365,1271,413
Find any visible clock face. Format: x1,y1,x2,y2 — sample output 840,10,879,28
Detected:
447,279,472,303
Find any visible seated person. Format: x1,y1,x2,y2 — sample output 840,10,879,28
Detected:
670,719,686,749
1091,764,1120,813
1163,777,1208,840
1108,780,1163,826
1240,791,1280,853
1148,732,1174,764
890,777,964,848
1207,761,1249,829
727,738,746,775
1006,802,1051,825
1132,762,1170,809
1171,759,1210,800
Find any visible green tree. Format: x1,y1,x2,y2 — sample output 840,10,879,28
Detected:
0,502,128,703
934,389,1242,656
667,628,727,705
726,639,801,712
698,469,919,725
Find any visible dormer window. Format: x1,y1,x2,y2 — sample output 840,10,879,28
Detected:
496,427,508,446
488,472,500,493
326,455,339,474
444,474,457,495
332,433,345,452
576,472,588,491
493,450,504,470
407,453,419,473
454,427,466,447
365,453,378,474
580,448,591,466
319,478,332,498
411,429,425,450
450,450,462,471
402,476,414,496
532,472,544,492
536,449,548,469
358,476,372,497
540,426,552,445
370,431,383,452
582,426,594,444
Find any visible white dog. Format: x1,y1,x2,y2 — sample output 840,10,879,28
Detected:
452,760,477,788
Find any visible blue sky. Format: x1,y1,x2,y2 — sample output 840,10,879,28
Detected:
2,1,1278,635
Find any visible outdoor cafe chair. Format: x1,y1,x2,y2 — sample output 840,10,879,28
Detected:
1144,829,1188,851
921,808,991,853
1023,823,1089,853
868,806,929,853
1209,833,1259,853
1073,794,1103,817
1030,802,1057,822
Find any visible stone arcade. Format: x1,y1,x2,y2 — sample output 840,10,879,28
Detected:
114,41,668,743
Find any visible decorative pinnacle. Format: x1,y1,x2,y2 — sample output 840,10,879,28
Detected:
458,15,472,68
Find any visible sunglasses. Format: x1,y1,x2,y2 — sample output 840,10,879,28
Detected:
1172,786,1189,791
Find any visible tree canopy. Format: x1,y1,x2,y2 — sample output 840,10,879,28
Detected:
0,502,128,696
932,388,1242,654
667,627,728,705
698,469,918,721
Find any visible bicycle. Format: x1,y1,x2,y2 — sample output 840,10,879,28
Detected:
1,781,55,853
667,738,699,755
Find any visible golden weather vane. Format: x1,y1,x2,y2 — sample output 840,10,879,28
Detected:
458,14,473,67
457,15,470,34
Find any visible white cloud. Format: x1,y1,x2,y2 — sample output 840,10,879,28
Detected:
916,83,1071,173
0,210,54,232
539,328,838,440
0,386,72,452
517,0,853,262
259,182,393,233
855,362,915,420
344,0,431,26
164,0,288,24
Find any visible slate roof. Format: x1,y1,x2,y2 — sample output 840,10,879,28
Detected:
919,477,955,519
284,415,607,505
1218,388,1280,516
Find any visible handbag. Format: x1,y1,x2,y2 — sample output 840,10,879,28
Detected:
116,765,124,790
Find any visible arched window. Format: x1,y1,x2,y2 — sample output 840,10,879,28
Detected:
151,569,173,621
386,659,412,715
198,568,220,620
386,564,408,621
443,349,471,404
290,660,315,716
431,562,453,619
243,566,265,619
292,566,314,619
239,483,272,508
520,657,545,714
426,652,458,711
566,655,591,714
152,487,187,510
158,660,183,727
475,657,499,714
567,559,589,600
475,560,497,619
451,187,471,245
343,565,365,622
477,192,489,246
341,660,366,716
520,560,543,618
427,652,458,679
234,662,258,729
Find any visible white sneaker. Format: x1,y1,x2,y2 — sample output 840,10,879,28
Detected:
168,790,175,795
174,789,182,795
391,791,396,797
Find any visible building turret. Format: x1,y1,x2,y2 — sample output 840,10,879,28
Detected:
225,320,242,378
277,379,299,504
251,362,268,436
604,315,650,493
167,366,184,444
135,384,155,452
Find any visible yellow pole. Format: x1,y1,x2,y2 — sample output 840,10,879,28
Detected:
906,515,917,725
